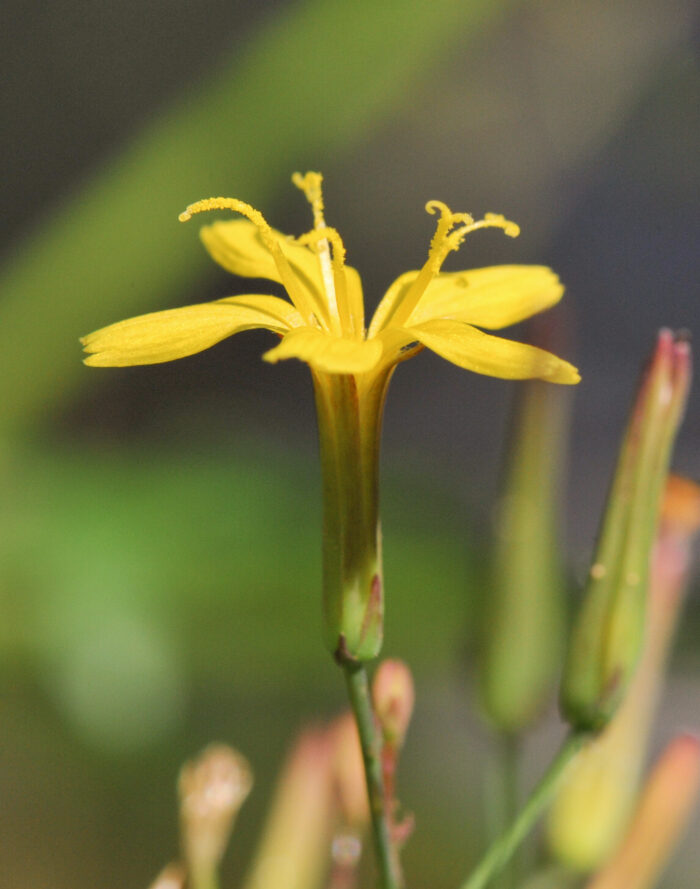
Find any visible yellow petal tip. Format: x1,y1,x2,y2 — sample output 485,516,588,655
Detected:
551,363,581,385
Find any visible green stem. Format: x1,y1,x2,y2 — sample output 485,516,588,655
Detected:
460,733,589,889
493,734,520,889
342,662,403,889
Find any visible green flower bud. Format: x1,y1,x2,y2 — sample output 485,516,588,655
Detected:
560,330,691,732
549,474,700,869
481,375,569,732
481,372,566,732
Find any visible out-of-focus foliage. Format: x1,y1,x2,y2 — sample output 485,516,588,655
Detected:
1,444,471,729
0,0,506,438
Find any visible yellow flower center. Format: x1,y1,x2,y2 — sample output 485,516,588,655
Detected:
292,171,360,340
179,173,522,350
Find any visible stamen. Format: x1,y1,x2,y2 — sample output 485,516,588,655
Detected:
377,203,520,332
292,172,326,231
179,197,270,230
297,226,346,267
424,201,474,273
297,226,352,335
425,200,473,228
450,212,520,242
292,172,347,336
178,196,322,326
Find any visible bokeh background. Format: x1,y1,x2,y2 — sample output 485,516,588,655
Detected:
1,0,699,886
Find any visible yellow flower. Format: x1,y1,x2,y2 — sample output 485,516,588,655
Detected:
82,172,578,384
82,173,578,662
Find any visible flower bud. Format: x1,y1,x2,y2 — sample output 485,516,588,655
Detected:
585,734,700,889
178,744,252,889
481,373,568,732
372,658,415,747
330,711,370,828
242,727,335,889
548,473,700,869
327,713,370,889
560,330,691,732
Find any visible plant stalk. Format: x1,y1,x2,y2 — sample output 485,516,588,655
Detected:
343,662,403,889
492,734,520,889
461,732,590,889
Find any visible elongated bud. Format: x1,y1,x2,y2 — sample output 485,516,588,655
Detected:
328,713,370,889
654,475,700,599
242,728,336,889
372,659,415,747
331,712,370,828
585,734,700,889
561,330,691,732
548,473,700,869
481,372,568,732
371,657,415,867
178,744,252,889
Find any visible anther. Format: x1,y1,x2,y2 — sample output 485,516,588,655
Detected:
451,214,521,242
425,200,473,227
178,198,273,237
177,195,322,326
297,226,349,334
292,171,326,230
425,199,452,218
297,227,346,267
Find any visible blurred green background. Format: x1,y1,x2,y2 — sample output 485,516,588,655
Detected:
1,0,699,886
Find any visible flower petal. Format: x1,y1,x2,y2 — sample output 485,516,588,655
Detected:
202,218,348,306
410,265,564,329
82,295,299,366
263,327,383,374
407,318,580,383
218,294,304,328
368,271,418,338
343,265,366,335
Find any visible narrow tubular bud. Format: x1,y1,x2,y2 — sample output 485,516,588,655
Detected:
585,734,700,889
241,728,336,889
561,331,691,732
330,712,370,828
481,373,568,732
178,744,253,887
372,658,415,747
548,473,700,869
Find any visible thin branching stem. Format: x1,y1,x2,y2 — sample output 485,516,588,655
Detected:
460,732,590,889
342,662,403,889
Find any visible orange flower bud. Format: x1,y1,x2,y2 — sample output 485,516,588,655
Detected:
178,744,252,887
330,711,370,828
372,659,415,747
242,728,335,889
586,734,700,889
